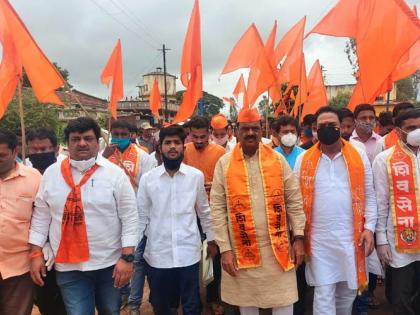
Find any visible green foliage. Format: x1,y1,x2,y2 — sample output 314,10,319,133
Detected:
176,90,224,118
344,39,358,75
97,112,111,130
396,76,416,102
329,90,352,109
0,88,63,140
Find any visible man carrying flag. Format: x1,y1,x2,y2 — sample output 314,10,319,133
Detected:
210,108,306,315
373,109,420,314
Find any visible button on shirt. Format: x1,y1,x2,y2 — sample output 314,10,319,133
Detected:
275,145,305,169
350,129,382,163
0,163,41,279
29,155,139,272
373,145,420,268
137,163,214,269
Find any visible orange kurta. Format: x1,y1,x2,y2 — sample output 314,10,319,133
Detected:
184,142,225,183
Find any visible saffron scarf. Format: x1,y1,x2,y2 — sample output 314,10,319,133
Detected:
384,129,399,150
226,143,293,271
299,140,367,291
55,158,99,263
108,144,140,187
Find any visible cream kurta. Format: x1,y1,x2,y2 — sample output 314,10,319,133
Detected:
210,149,305,308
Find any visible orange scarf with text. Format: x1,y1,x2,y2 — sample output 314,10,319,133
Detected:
384,129,399,150
387,141,420,253
55,158,99,263
300,140,367,291
108,144,139,187
226,143,293,271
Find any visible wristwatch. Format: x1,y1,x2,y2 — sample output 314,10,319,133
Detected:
293,235,305,242
120,254,134,263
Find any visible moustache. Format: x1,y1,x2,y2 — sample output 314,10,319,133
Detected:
245,136,257,141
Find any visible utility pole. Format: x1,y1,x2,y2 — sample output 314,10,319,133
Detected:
158,44,171,121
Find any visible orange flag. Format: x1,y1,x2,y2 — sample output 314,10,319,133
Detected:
275,17,307,66
0,0,64,118
221,24,262,75
100,39,124,119
308,0,420,109
232,74,250,109
149,79,161,118
173,0,202,123
301,60,328,117
292,53,308,116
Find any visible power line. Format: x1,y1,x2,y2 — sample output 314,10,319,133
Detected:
89,0,158,50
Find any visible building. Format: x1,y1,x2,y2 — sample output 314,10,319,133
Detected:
117,67,179,126
56,89,109,121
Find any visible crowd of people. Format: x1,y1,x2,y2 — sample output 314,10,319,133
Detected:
0,102,419,315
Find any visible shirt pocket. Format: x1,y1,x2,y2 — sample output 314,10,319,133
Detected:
86,179,115,210
15,195,35,221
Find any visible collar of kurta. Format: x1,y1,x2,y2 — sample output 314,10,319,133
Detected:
157,163,188,177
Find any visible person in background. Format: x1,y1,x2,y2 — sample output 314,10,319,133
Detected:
138,121,156,153
137,125,216,314
128,124,139,144
373,109,420,315
267,118,281,149
300,117,318,150
26,128,67,315
350,103,382,163
0,128,42,315
211,113,235,152
300,114,315,145
29,117,139,315
227,120,236,146
338,108,356,141
378,111,394,137
274,116,305,170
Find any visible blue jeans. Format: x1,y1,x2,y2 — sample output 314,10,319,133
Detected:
148,262,200,315
128,236,147,309
56,265,120,315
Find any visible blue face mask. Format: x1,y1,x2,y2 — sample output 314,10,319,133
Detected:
111,137,131,151
304,128,313,138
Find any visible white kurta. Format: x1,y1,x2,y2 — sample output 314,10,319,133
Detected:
294,147,377,290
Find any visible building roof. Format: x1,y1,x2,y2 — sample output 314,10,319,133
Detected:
56,89,108,108
143,70,177,79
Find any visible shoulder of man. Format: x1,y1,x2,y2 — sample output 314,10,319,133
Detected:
19,163,42,179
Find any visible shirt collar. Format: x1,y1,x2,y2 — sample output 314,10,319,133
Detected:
2,162,27,181
157,162,187,177
351,129,381,141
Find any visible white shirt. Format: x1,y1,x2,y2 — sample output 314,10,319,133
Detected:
373,145,420,268
137,163,214,269
294,146,377,289
29,155,139,272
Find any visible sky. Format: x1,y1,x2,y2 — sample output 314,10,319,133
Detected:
10,0,419,103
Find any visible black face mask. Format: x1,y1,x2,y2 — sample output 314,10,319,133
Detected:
162,154,184,171
317,126,341,145
341,133,351,141
28,152,57,173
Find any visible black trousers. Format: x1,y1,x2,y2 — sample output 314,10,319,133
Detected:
34,269,67,315
206,250,222,303
293,263,307,315
390,261,420,315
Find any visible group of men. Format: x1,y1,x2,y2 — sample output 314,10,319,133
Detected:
0,101,419,315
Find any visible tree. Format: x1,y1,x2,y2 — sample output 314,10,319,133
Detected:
0,88,63,139
344,39,358,76
329,90,351,109
22,62,72,90
396,73,418,102
176,90,224,118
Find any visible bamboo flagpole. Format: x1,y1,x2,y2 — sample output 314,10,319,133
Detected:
17,78,26,164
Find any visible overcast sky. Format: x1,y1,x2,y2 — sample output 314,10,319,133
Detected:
10,0,418,102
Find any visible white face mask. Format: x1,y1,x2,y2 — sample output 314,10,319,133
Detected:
70,157,96,173
406,128,420,147
280,133,298,147
212,134,229,146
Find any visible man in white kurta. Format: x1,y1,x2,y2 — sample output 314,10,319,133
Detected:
294,106,377,315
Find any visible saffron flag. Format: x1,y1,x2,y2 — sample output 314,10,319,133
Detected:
100,39,124,119
275,17,307,66
232,74,250,108
301,60,328,117
221,24,263,75
292,53,307,117
0,0,64,118
307,0,420,110
173,0,202,123
149,79,161,118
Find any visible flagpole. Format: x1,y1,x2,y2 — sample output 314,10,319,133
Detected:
17,79,26,164
386,91,391,112
266,89,269,138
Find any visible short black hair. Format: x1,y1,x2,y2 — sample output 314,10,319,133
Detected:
315,106,340,122
111,119,131,131
128,124,138,133
276,115,299,132
354,103,376,119
338,108,354,121
188,116,209,130
27,128,58,147
302,114,316,126
392,102,414,118
0,128,18,150
64,117,101,142
395,109,420,128
159,125,186,145
378,111,393,127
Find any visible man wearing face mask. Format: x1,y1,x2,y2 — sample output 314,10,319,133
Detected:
0,129,42,315
294,106,377,315
211,108,306,315
29,117,139,315
137,125,216,314
274,116,305,170
184,116,226,194
26,128,67,315
373,109,420,315
350,104,382,163
138,122,156,153
26,128,66,171
300,115,318,150
211,113,235,152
